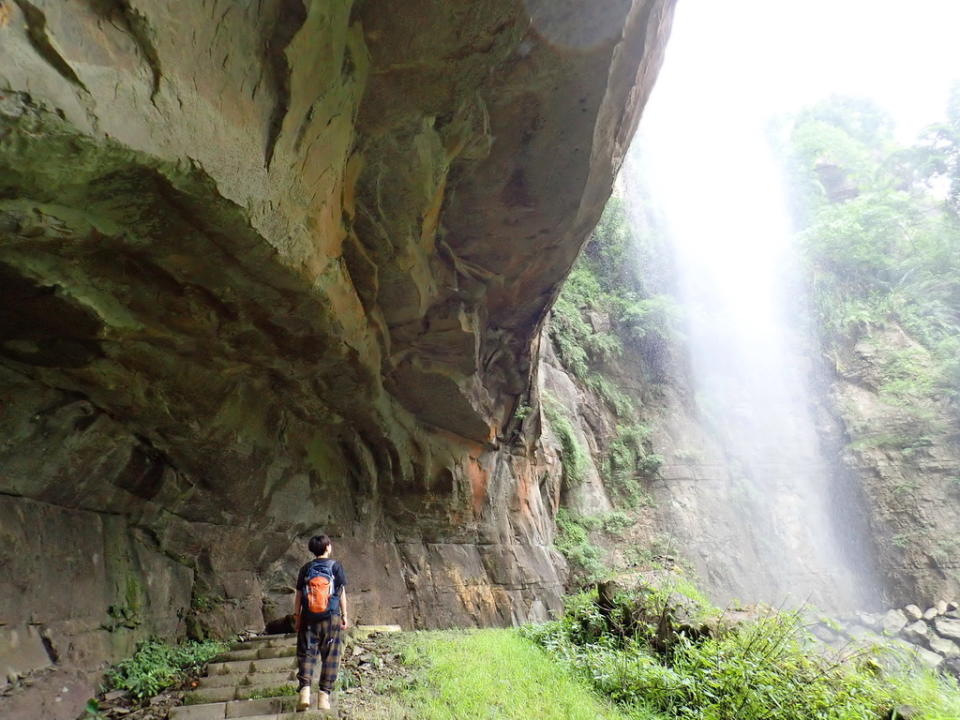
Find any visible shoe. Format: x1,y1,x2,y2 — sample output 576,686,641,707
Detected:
297,686,311,711
317,690,331,710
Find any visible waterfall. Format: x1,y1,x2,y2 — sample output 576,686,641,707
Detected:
620,2,884,611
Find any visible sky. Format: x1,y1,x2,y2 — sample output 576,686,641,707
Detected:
632,0,960,267
641,0,960,142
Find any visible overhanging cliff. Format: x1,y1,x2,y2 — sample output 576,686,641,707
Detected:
0,0,675,705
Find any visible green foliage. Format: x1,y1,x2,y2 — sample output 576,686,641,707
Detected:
554,508,608,583
587,373,635,418
600,510,635,534
190,591,217,613
551,265,623,379
336,666,358,691
549,195,680,404
543,395,589,487
525,585,960,720
605,424,659,508
783,95,960,423
82,699,106,719
103,638,226,702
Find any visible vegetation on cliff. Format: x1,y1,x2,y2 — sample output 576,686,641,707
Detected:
546,195,679,581
550,195,679,400
784,93,960,423
781,93,960,593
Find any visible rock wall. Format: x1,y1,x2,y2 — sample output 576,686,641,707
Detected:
825,326,960,604
0,0,676,709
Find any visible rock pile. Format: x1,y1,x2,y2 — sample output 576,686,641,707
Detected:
812,601,960,681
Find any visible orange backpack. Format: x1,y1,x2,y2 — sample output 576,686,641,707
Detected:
303,560,336,615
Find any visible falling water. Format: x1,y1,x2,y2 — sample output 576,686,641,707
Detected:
622,5,882,611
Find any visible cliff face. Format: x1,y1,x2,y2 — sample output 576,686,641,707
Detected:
826,326,960,604
0,0,676,702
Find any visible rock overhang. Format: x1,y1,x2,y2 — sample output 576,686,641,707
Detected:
0,0,676,664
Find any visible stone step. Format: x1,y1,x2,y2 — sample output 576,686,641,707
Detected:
236,714,328,720
214,646,298,663
199,671,296,690
228,634,296,652
187,679,299,704
169,696,333,720
207,656,297,676
348,624,402,641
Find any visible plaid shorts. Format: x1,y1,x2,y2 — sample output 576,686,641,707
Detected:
296,615,343,693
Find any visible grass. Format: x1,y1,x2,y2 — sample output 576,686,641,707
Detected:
398,629,635,720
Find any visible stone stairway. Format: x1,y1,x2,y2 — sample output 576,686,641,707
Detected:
167,633,325,720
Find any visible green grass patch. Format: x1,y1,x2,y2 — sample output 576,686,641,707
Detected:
400,629,636,720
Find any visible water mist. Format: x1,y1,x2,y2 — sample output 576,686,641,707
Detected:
622,31,881,613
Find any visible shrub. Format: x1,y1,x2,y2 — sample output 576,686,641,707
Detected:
525,583,960,720
606,424,658,507
103,638,226,702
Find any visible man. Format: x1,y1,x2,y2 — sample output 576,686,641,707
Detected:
293,534,348,712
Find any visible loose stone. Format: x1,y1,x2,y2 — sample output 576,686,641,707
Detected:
903,604,923,621
902,620,929,646
933,616,960,642
882,609,909,635
928,634,960,658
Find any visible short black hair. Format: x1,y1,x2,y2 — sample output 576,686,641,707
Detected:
308,534,331,556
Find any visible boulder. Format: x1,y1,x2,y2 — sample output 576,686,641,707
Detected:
810,624,841,645
882,609,909,636
912,646,944,670
883,706,920,720
857,612,880,630
928,634,960,658
947,601,959,613
922,607,939,621
933,616,960,642
936,600,948,615
941,656,960,682
903,604,924,621
902,620,929,647
0,625,53,687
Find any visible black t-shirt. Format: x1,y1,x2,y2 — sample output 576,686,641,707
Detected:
296,558,347,616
